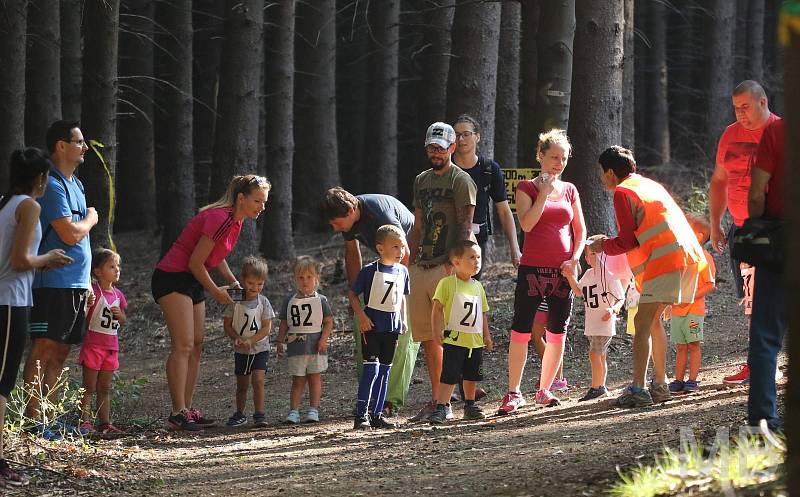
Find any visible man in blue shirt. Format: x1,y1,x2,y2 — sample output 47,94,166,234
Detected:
22,120,98,432
323,187,419,415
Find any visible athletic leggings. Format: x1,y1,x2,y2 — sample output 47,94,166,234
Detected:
0,306,29,398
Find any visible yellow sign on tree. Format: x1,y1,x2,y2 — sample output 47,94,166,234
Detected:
503,168,542,211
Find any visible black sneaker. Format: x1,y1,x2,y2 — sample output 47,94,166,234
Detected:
252,412,268,427
370,414,395,429
353,415,371,431
579,386,609,402
187,408,217,428
226,411,247,427
428,405,448,425
167,411,202,431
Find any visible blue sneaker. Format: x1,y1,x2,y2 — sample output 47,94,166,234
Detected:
53,419,88,436
668,379,685,393
682,379,699,393
25,424,62,441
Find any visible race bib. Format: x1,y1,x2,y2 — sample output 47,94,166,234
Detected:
446,291,482,334
233,303,262,339
287,296,324,333
88,292,120,336
366,270,402,313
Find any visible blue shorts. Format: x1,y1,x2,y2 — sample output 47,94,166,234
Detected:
234,350,269,376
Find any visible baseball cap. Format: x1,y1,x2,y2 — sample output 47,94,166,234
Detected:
425,122,456,148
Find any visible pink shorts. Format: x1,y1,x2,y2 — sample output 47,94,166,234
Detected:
79,344,119,371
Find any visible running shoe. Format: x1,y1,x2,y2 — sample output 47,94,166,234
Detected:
353,415,371,431
668,379,686,393
614,385,654,408
53,419,87,436
252,412,268,427
24,423,62,441
550,378,569,392
226,411,248,427
0,459,28,486
302,408,320,423
408,401,436,422
284,410,300,424
463,404,486,420
534,389,560,407
649,381,672,403
444,403,455,420
370,414,395,429
723,364,750,385
682,379,699,393
97,423,123,434
497,391,526,415
187,408,217,428
167,410,202,431
428,405,448,425
79,421,96,434
578,386,608,402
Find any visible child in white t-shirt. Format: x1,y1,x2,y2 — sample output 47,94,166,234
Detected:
563,236,626,401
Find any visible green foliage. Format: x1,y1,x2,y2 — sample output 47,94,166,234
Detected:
681,182,710,217
4,364,84,435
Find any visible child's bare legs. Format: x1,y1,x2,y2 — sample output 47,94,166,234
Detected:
236,376,250,413
251,370,266,413
588,352,607,388
687,342,701,381
290,376,306,410
96,371,114,425
436,382,457,405
307,373,321,408
462,380,477,401
81,366,100,423
674,344,688,381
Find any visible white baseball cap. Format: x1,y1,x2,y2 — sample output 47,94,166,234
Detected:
425,122,456,148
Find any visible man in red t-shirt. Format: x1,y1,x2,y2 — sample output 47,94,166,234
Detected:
745,118,785,431
708,80,779,385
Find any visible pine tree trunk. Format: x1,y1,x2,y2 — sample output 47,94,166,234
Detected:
417,0,454,136
668,0,701,164
294,0,339,232
154,0,195,254
565,0,621,236
192,0,224,209
60,0,82,121
621,0,634,150
116,0,156,232
706,0,736,162
261,0,295,260
533,0,574,133
643,0,670,166
495,0,521,169
211,0,264,258
446,1,501,158
364,0,399,194
764,0,784,112
25,0,61,149
0,0,27,193
746,0,765,82
80,0,120,250
518,1,539,167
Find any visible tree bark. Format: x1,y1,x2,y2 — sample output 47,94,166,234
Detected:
533,0,574,134
643,0,670,166
706,0,736,162
60,0,82,121
518,1,539,167
0,0,27,193
495,0,521,169
192,0,225,209
80,0,120,249
764,0,784,112
416,0,455,137
294,0,339,231
565,0,621,236
621,0,634,150
25,0,61,149
211,0,263,257
261,0,295,260
364,0,399,194
668,0,702,164
746,0,765,82
116,0,156,232
446,0,501,159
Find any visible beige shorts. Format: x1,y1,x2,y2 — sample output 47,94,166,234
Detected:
587,335,612,354
639,263,699,305
408,263,448,342
287,354,328,376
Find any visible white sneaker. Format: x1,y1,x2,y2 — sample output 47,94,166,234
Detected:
445,403,455,420
284,409,300,424
302,408,320,423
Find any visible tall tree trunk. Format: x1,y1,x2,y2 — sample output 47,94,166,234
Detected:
764,0,784,112
80,0,120,249
565,0,621,236
364,0,399,194
495,0,521,169
446,1,501,158
668,0,702,165
416,0,454,136
0,0,27,193
154,0,195,254
211,0,263,257
533,0,574,134
60,0,82,121
261,0,295,260
746,0,765,82
192,0,224,209
518,1,539,167
25,0,61,148
294,0,339,231
706,0,736,162
621,0,634,150
643,0,670,166
116,0,156,232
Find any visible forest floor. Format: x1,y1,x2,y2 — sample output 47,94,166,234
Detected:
3,230,785,497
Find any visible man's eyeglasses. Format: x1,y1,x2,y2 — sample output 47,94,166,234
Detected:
66,139,86,146
425,144,449,154
455,131,476,140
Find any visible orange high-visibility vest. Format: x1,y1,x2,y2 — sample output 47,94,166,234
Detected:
673,249,716,316
616,174,704,290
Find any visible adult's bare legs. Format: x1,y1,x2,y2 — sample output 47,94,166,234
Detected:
184,302,206,408
161,293,196,414
632,302,666,387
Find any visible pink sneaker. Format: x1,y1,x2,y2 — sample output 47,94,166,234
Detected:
550,378,569,392
97,423,123,434
79,421,95,434
534,389,561,407
497,391,526,415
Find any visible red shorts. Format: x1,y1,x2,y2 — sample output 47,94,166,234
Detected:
79,344,119,371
